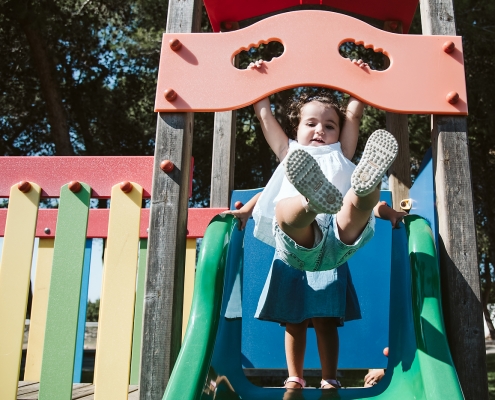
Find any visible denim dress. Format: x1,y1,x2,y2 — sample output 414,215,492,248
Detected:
255,257,361,325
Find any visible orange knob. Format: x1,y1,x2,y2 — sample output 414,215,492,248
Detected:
160,160,174,173
383,347,389,357
68,181,82,193
17,181,31,193
169,38,182,51
446,91,459,104
164,89,177,102
443,41,455,53
234,201,243,210
120,181,133,193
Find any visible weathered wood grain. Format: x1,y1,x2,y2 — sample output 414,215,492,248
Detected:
386,112,411,210
210,110,237,207
139,2,202,399
420,2,487,397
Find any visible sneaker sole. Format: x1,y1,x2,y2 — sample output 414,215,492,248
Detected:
285,149,343,214
351,129,398,196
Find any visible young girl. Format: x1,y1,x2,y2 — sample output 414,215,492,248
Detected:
227,63,404,389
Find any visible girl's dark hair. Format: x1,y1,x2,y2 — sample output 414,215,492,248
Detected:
284,89,346,139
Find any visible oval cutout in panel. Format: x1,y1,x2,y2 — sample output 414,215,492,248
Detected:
339,41,390,71
235,40,284,70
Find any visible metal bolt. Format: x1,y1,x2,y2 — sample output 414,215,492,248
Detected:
164,88,177,102
17,181,31,193
120,181,133,193
44,228,51,234
169,38,182,51
446,91,459,104
68,181,82,193
160,159,174,173
443,41,455,53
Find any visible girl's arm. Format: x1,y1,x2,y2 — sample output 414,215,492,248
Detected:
373,201,407,228
340,59,368,160
340,96,365,160
250,61,289,161
253,97,290,161
222,192,262,230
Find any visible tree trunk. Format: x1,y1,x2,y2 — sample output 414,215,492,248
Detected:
18,16,73,155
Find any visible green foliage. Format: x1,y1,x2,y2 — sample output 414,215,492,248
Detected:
86,299,100,322
2,0,495,306
0,0,166,156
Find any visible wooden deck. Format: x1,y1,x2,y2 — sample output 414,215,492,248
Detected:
17,382,139,399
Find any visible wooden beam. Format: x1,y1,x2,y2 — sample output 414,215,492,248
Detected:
384,21,411,211
210,110,236,207
386,112,411,210
139,0,202,398
420,1,488,399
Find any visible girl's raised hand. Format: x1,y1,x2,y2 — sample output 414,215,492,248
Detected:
248,59,264,69
222,209,251,230
352,59,369,69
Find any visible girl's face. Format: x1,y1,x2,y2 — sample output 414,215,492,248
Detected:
296,101,340,146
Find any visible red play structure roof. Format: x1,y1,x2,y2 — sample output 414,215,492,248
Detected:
203,0,419,33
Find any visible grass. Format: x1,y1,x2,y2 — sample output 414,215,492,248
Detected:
487,353,495,399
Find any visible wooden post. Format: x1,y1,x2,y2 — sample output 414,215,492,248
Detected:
384,21,411,211
386,112,411,210
420,1,488,399
210,110,236,207
139,1,202,399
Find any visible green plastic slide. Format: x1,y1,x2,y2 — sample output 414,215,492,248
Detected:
163,214,464,400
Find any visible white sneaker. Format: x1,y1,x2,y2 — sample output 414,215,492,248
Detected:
285,149,343,214
351,129,398,197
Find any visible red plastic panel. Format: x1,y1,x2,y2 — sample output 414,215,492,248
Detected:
0,157,154,198
0,208,227,239
203,0,419,33
155,11,467,115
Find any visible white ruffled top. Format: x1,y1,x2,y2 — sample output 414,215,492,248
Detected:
252,139,356,248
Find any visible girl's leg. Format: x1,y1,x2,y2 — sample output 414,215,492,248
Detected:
336,186,380,245
275,196,316,248
285,320,309,388
276,148,343,248
312,317,340,388
337,129,398,245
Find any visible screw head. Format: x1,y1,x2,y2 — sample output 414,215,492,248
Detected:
234,201,243,210
169,38,182,51
120,181,133,193
160,160,174,173
443,40,455,53
446,91,459,104
44,227,51,234
68,181,82,193
164,88,177,102
17,181,31,193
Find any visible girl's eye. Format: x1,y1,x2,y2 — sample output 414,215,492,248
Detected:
326,125,334,130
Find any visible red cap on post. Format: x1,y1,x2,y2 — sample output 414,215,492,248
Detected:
120,181,133,193
164,89,177,102
160,160,175,173
17,181,31,193
446,91,459,104
169,38,182,51
443,40,455,53
68,181,82,193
